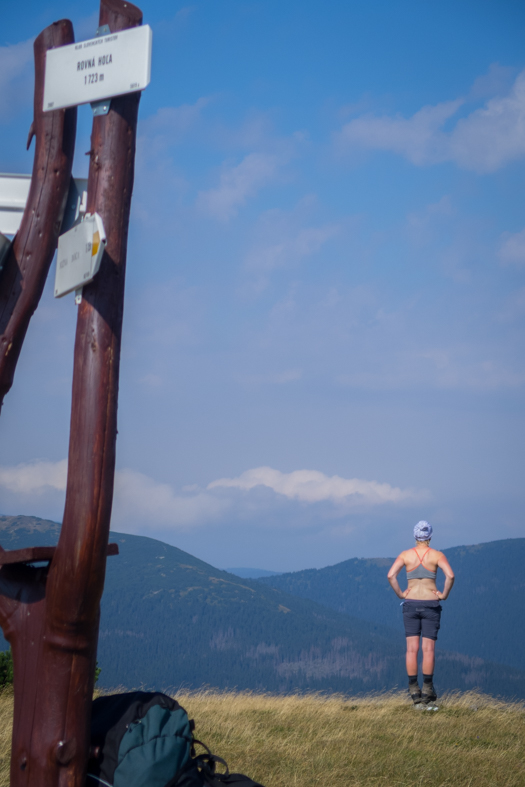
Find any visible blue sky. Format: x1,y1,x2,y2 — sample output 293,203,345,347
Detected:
0,0,524,571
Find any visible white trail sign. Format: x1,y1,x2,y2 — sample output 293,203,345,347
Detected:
43,25,152,111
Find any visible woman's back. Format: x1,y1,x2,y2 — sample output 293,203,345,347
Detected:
403,546,441,600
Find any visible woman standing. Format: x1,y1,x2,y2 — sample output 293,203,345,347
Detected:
387,521,455,707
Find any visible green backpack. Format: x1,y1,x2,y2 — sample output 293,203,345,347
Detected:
88,691,264,787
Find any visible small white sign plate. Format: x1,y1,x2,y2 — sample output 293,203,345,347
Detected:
43,25,152,112
0,173,31,236
55,213,106,298
0,173,87,236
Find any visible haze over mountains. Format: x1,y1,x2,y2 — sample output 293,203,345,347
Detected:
1,516,524,699
228,568,282,579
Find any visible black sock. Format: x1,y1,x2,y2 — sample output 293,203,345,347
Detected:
423,673,433,683
408,675,418,685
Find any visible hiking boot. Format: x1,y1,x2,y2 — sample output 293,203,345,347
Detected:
409,685,422,706
421,682,437,705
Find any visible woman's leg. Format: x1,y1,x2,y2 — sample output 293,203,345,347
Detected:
421,637,436,674
405,636,420,675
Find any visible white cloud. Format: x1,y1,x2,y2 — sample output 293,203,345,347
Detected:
245,272,525,393
240,197,342,294
0,461,227,531
336,69,525,173
337,349,525,391
450,72,525,172
498,228,525,267
468,63,518,102
133,98,210,229
0,459,67,494
337,99,463,167
167,6,196,28
139,98,210,150
208,466,426,506
196,152,281,221
112,469,228,531
0,459,426,533
246,224,339,275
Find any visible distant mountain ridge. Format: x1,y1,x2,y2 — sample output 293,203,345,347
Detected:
259,539,525,671
227,568,282,579
1,516,524,699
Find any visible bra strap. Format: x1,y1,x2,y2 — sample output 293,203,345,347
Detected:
413,547,431,566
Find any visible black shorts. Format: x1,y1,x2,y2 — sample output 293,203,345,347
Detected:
402,600,442,641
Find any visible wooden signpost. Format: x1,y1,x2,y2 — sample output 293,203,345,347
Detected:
0,0,150,784
0,23,77,412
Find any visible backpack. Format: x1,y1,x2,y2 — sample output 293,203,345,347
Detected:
87,691,265,787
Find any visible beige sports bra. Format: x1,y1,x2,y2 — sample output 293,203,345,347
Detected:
406,547,437,580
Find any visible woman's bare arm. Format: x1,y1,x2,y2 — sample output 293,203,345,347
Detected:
387,554,411,599
432,553,455,600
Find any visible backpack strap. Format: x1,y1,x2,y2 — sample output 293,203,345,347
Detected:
87,776,114,787
203,773,265,787
196,753,230,780
161,733,265,787
192,738,229,776
163,738,230,787
196,751,265,787
163,757,204,787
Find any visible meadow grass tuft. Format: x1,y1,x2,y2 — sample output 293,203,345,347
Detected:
0,687,523,785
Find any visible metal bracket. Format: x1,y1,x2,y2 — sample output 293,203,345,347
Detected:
60,177,88,234
90,26,112,117
91,99,111,117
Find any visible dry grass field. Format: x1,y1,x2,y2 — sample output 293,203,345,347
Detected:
0,689,12,787
0,688,523,786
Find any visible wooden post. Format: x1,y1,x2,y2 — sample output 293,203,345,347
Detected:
0,21,77,411
0,1,143,784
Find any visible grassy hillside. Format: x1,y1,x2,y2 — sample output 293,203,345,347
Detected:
1,517,525,697
260,539,525,671
0,689,523,786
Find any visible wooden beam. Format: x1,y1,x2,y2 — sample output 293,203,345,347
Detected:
0,544,119,566
0,21,76,411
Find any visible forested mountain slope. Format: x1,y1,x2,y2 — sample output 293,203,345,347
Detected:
1,516,524,698
259,539,525,671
